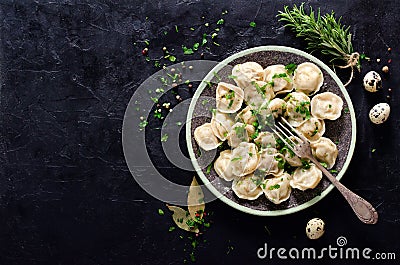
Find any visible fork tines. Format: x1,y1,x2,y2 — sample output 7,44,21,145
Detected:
269,117,304,155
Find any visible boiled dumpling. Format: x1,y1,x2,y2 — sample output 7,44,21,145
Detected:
227,122,255,148
290,163,322,191
216,82,244,113
296,117,325,142
214,150,236,181
293,62,323,95
232,174,264,200
281,149,302,167
311,92,343,120
232,62,264,89
244,81,274,108
255,152,284,177
280,136,303,167
194,123,220,151
211,111,235,141
231,142,260,177
285,92,311,127
268,98,286,118
262,173,292,204
254,131,276,149
310,137,338,169
263,64,293,95
235,106,257,125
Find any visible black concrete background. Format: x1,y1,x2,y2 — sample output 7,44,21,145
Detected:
0,1,399,264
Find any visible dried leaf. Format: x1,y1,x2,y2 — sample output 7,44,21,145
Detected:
167,205,199,233
187,177,205,220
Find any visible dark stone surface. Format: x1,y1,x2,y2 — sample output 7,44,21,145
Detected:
0,1,399,265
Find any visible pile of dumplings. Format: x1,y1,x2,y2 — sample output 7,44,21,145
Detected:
194,61,344,205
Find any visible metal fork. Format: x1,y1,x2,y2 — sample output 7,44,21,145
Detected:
271,117,378,224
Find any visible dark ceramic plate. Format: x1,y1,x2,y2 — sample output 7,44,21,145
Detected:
186,46,356,216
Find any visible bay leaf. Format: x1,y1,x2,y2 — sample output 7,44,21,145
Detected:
166,205,199,233
187,177,205,220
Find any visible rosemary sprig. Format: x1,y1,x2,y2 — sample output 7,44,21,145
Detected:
278,3,363,86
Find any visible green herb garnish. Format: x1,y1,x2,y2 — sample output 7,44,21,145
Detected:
201,33,208,46
278,3,362,86
269,184,281,190
161,134,169,142
285,63,297,75
275,156,285,169
249,21,256,27
158,209,164,215
182,45,194,55
301,159,311,169
206,163,213,174
320,162,328,168
217,19,224,25
231,156,242,162
139,120,148,129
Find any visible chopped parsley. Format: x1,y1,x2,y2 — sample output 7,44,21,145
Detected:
231,156,242,162
301,159,311,169
206,163,213,174
330,169,338,173
249,21,256,27
161,134,169,142
295,101,311,119
275,156,285,169
252,81,268,97
285,63,297,75
268,184,281,190
201,33,208,46
320,162,328,168
217,18,225,25
154,109,162,119
251,177,263,187
228,75,237,79
182,45,194,55
272,72,292,83
213,71,222,82
158,209,164,215
233,124,246,139
371,148,376,153
193,42,200,50
168,226,176,232
139,120,148,129
167,55,176,62
344,107,349,113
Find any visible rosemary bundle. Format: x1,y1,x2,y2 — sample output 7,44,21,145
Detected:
278,3,363,86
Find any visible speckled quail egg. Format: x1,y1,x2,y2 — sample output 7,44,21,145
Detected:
369,103,390,124
363,71,382,92
306,218,325,239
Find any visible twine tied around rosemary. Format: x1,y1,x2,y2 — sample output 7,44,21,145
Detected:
337,52,360,87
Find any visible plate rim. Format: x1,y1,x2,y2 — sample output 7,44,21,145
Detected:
186,45,357,216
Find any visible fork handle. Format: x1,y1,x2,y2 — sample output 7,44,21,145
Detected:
311,158,378,224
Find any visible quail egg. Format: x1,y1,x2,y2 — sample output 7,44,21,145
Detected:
306,218,325,239
369,103,390,124
363,71,382,92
